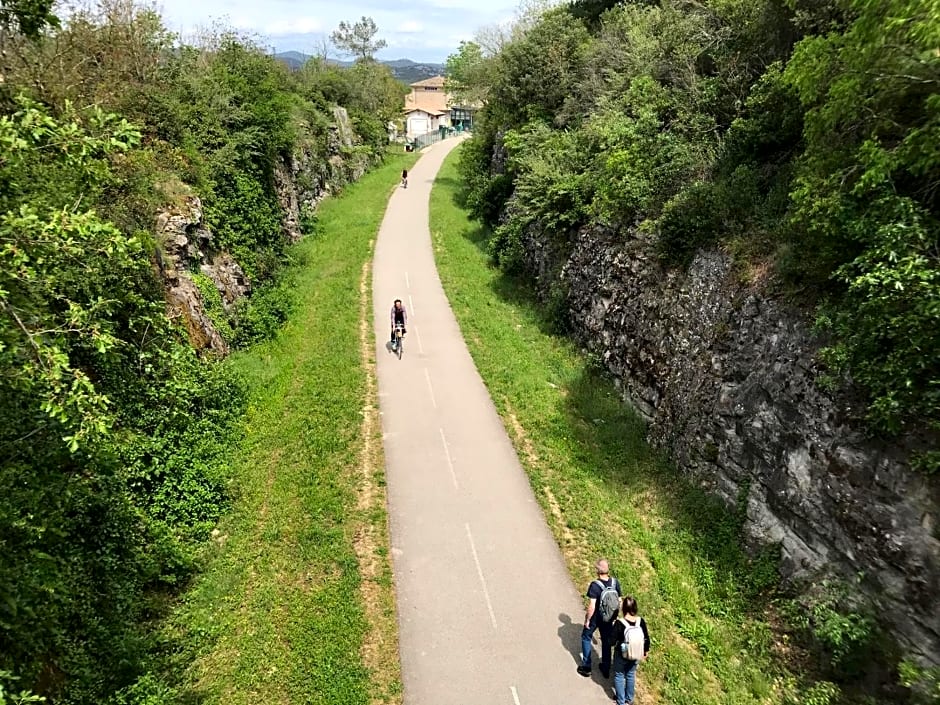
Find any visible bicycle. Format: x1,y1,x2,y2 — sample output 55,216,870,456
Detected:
393,323,405,359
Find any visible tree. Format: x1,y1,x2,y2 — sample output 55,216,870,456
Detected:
783,0,940,437
0,0,58,37
0,0,59,87
487,7,592,125
330,16,386,62
444,40,489,105
567,0,622,28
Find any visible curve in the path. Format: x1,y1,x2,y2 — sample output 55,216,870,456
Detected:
373,139,613,705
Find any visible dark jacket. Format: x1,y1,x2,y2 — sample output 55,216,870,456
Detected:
391,305,407,328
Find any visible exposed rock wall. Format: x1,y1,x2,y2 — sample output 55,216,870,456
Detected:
156,106,375,350
274,106,375,243
520,222,940,666
155,196,249,355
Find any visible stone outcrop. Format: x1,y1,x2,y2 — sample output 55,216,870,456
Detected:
154,196,250,355
156,106,376,350
519,222,940,666
274,106,375,243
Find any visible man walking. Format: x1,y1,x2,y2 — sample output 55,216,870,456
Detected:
578,558,621,678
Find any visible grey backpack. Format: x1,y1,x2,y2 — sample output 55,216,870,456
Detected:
594,578,620,623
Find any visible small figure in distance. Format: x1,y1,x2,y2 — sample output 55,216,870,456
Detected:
577,558,622,679
612,596,650,705
401,169,408,188
390,298,407,351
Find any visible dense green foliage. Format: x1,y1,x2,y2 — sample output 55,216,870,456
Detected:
444,41,488,106
0,2,402,702
454,0,940,446
0,0,58,36
0,91,245,705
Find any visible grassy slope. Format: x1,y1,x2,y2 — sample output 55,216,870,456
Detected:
429,149,799,705
165,150,418,705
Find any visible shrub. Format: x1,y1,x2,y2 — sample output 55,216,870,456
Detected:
230,279,296,348
782,679,841,705
457,128,514,226
192,272,234,342
780,579,878,678
899,660,940,705
0,64,246,705
783,0,940,435
656,181,725,266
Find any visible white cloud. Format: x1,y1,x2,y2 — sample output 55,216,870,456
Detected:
266,16,323,35
424,0,471,7
396,20,424,33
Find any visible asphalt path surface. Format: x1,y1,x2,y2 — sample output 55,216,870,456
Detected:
373,138,615,705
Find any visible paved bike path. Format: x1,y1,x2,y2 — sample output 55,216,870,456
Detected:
373,139,614,705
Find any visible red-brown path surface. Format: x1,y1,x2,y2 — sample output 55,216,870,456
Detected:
373,138,615,705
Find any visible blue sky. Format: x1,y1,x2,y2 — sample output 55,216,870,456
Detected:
155,0,523,63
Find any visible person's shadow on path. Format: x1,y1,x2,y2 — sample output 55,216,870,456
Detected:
557,613,582,665
558,613,615,697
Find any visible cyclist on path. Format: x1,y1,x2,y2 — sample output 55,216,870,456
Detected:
390,299,408,348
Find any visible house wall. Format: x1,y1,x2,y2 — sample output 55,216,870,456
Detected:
406,113,430,137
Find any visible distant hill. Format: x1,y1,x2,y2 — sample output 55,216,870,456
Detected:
274,52,444,84
275,51,310,70
388,59,446,84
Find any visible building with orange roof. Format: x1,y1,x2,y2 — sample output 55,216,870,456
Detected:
403,75,477,138
404,75,449,137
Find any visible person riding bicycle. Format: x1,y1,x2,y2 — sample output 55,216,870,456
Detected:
390,299,407,348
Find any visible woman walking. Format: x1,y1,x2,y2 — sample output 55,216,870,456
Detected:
611,596,650,705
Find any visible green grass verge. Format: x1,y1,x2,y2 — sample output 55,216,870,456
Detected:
158,149,419,705
430,148,805,705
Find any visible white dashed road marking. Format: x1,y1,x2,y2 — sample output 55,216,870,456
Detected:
466,522,498,630
439,427,459,489
424,368,437,408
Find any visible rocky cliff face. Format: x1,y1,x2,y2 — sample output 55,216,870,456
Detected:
155,196,250,355
274,106,375,243
156,106,375,351
520,222,940,666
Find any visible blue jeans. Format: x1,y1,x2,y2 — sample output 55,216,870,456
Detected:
613,650,638,705
580,619,614,670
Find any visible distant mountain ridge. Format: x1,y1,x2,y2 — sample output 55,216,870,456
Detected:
274,52,444,83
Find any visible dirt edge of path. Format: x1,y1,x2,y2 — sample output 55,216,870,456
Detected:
355,252,404,705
